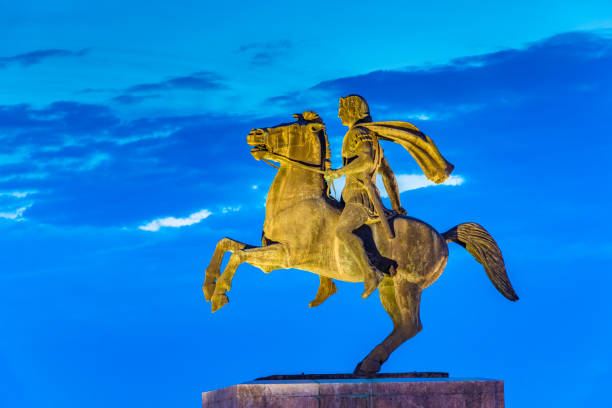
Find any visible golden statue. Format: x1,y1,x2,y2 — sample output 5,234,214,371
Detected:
203,95,518,376
325,95,406,299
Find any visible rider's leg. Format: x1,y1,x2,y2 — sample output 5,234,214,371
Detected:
335,204,383,299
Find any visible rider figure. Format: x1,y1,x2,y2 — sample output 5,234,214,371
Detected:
325,95,406,299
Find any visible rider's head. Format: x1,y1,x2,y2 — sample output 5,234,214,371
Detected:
339,95,371,126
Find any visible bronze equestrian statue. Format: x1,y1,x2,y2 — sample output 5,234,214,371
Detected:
203,96,518,376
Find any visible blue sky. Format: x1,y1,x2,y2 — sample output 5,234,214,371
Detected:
1,2,611,407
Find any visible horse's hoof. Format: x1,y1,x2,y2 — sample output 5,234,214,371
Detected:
308,299,321,308
309,282,338,308
353,358,381,377
202,284,215,302
361,269,383,299
309,299,322,308
211,294,229,313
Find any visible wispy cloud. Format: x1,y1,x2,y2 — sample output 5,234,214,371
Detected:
0,172,48,183
138,209,212,232
0,48,89,69
221,206,241,213
407,113,432,121
109,71,225,105
111,93,161,105
330,174,464,200
387,174,465,195
0,206,29,221
0,101,186,183
125,72,224,93
237,40,292,66
0,191,33,198
28,152,110,173
77,153,110,171
0,99,258,227
112,128,178,145
0,190,35,222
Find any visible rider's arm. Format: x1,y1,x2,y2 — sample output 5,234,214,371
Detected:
379,156,406,214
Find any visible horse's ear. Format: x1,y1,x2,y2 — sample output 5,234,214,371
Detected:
302,111,321,122
292,113,302,121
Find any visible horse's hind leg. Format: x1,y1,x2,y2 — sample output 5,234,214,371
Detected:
211,243,288,312
354,278,422,376
309,276,338,308
204,238,252,301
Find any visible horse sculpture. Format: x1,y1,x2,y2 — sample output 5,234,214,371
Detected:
203,111,518,376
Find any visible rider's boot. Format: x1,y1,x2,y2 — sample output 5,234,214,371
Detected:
361,265,384,299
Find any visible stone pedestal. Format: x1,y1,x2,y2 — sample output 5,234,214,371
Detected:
202,377,504,407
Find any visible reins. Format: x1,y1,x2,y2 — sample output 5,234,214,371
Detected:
262,158,280,170
262,151,325,174
261,151,337,196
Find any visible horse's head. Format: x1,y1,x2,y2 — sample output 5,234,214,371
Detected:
247,111,330,168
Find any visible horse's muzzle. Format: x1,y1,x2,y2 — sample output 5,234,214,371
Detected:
247,128,268,148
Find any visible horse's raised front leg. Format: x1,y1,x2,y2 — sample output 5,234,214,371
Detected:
354,277,422,376
203,238,253,301
211,243,289,313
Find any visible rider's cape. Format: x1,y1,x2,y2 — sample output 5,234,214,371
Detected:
358,121,454,183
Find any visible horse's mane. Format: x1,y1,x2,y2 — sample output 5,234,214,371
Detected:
299,111,322,123
293,111,331,169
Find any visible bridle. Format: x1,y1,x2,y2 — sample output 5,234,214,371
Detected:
259,148,337,196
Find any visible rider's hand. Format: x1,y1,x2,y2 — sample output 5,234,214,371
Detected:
324,169,340,181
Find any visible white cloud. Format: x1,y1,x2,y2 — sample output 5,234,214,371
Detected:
0,172,47,182
379,110,437,122
407,113,433,121
381,174,464,196
114,128,178,145
0,191,34,198
0,192,34,222
328,174,463,201
36,153,110,172
78,153,110,170
0,206,29,221
386,104,485,123
138,209,212,232
221,206,241,213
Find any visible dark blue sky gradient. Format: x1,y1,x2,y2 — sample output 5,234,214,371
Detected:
1,13,611,408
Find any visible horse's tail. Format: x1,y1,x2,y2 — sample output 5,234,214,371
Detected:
443,222,519,301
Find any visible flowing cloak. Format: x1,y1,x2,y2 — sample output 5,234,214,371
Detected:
357,121,454,184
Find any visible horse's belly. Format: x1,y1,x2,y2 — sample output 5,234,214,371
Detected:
375,217,448,287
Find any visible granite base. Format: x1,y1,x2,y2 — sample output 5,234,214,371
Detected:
202,376,504,407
